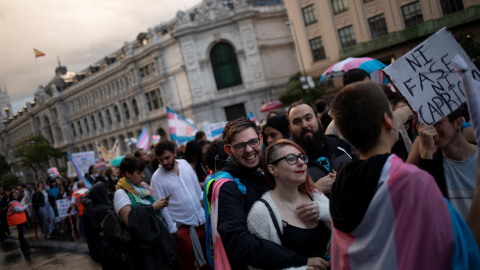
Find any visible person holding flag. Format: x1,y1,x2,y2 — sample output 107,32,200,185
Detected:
68,181,88,237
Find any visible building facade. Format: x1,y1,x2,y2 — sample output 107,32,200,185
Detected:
0,0,298,182
284,0,480,93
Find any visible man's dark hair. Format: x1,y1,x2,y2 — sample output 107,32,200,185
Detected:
203,141,226,172
381,85,403,106
320,111,332,132
222,118,258,145
343,68,370,86
154,139,176,156
133,148,144,158
195,131,206,141
314,99,328,114
286,100,319,124
447,107,463,124
119,155,145,176
331,81,392,155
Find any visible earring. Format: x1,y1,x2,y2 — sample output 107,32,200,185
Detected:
391,128,396,135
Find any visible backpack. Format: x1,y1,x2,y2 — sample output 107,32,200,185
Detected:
203,171,246,269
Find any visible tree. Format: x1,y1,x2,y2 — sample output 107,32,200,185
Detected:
279,72,325,107
1,174,19,190
0,154,11,180
14,135,62,181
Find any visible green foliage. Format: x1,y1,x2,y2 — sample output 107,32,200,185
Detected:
0,154,11,180
279,73,325,107
1,174,19,190
14,135,62,181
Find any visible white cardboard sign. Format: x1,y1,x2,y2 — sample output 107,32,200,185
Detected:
384,27,480,125
71,151,95,176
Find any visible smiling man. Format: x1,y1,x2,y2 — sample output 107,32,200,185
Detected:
216,117,321,269
418,108,478,219
287,100,357,195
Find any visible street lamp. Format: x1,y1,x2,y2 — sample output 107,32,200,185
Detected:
286,21,313,101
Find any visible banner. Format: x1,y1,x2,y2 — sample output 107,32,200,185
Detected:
167,107,199,145
56,198,75,218
95,140,120,165
67,162,76,178
384,27,480,125
68,151,93,189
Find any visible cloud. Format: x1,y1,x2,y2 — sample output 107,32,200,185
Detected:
0,0,199,112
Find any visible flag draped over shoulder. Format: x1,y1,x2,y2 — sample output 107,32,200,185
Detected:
167,107,199,145
95,140,120,165
136,127,149,150
34,48,45,58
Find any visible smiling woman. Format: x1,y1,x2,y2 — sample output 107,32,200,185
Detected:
246,139,331,270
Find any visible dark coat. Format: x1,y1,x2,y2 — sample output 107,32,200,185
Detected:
418,149,448,197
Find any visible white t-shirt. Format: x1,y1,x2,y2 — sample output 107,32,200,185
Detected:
443,150,478,219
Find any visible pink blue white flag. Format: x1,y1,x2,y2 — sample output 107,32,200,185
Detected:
136,127,149,150
67,152,92,189
247,112,258,125
167,107,199,145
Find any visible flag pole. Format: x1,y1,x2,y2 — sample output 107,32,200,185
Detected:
34,56,41,82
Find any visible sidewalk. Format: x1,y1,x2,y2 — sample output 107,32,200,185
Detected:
0,223,101,270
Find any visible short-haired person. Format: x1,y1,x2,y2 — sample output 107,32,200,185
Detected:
67,180,88,236
262,115,291,147
6,192,30,250
247,139,331,270
287,101,357,195
134,148,154,184
329,81,480,269
417,108,478,219
114,155,173,269
215,118,323,269
151,140,209,270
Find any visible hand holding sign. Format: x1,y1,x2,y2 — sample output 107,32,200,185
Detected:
384,27,480,125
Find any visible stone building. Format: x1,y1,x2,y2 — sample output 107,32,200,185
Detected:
0,0,298,182
284,0,480,93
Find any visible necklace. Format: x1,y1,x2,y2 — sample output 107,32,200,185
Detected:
272,191,304,213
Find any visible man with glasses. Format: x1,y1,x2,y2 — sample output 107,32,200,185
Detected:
287,100,357,196
215,118,321,269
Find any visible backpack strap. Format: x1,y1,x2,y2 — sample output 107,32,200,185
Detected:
259,199,283,244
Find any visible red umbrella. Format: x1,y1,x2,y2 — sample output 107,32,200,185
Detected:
261,100,283,112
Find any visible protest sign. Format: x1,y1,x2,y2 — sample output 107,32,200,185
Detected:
71,151,95,176
56,198,74,218
67,162,76,178
384,27,480,125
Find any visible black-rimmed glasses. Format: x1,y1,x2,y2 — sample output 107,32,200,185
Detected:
270,153,308,165
229,137,261,152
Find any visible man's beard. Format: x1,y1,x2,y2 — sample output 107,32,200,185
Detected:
291,126,325,158
162,161,175,171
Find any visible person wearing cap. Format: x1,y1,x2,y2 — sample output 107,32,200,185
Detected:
262,115,291,148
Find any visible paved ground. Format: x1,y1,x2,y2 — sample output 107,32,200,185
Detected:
0,224,101,270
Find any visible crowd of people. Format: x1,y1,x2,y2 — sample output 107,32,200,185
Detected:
1,66,480,269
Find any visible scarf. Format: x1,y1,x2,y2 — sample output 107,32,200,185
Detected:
116,177,155,206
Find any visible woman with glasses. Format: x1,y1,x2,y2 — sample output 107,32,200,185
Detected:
247,139,331,270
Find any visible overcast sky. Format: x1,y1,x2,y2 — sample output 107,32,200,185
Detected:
0,0,200,112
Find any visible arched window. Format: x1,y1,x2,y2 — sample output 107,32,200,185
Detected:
106,109,112,126
123,102,130,120
78,120,83,135
114,106,121,123
71,123,76,137
210,42,242,90
84,118,90,133
91,115,97,130
98,112,104,128
132,99,139,116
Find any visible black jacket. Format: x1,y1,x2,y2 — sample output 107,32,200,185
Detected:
217,159,307,269
418,149,448,197
307,135,358,183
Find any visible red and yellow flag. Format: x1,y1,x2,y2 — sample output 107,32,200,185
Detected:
33,48,45,58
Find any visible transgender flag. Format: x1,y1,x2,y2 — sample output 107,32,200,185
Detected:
136,127,149,150
167,107,199,145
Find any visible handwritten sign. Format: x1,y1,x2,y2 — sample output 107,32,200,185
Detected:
56,198,74,218
384,27,480,125
71,151,95,176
